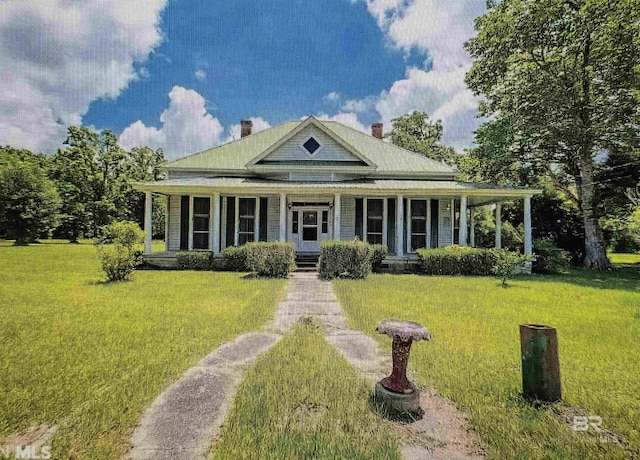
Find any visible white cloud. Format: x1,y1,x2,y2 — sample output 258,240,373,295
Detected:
323,92,341,103
315,112,368,133
0,0,167,153
224,117,272,144
342,95,378,114
356,0,486,149
120,86,224,160
195,69,206,81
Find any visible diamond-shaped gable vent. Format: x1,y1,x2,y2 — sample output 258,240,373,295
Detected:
303,137,321,154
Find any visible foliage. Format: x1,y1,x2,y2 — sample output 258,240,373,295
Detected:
221,245,248,271
0,241,284,459
176,251,214,270
370,244,388,272
334,270,640,458
97,220,146,247
386,111,459,166
244,242,296,278
417,246,499,276
0,160,61,244
211,321,400,459
318,239,373,279
628,208,640,249
532,238,570,274
95,221,145,282
466,0,640,269
492,250,533,287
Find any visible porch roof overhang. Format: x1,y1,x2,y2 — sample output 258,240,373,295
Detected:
135,177,541,206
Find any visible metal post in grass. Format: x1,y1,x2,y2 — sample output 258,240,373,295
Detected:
519,324,562,402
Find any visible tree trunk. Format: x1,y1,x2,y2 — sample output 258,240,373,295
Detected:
579,157,612,270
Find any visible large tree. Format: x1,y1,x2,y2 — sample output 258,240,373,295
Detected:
386,111,459,166
466,0,640,269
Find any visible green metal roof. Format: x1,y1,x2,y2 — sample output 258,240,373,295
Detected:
163,117,457,176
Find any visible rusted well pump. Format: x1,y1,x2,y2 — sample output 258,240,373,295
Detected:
375,320,430,414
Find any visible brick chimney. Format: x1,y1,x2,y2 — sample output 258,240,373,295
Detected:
240,120,253,138
371,122,383,139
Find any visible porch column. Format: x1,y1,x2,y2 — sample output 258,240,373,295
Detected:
279,193,287,241
396,195,404,257
459,195,468,246
144,191,152,254
495,203,502,249
470,207,475,247
333,194,341,240
212,193,221,254
188,195,194,250
524,196,533,256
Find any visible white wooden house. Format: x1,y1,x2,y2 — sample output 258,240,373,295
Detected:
135,116,539,267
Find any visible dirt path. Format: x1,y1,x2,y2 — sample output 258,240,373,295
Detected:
127,272,483,459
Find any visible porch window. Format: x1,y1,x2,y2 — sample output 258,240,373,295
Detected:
366,199,383,245
193,197,210,250
292,211,299,234
321,210,328,234
238,198,256,245
410,199,427,251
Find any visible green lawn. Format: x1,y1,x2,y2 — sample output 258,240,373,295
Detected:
211,320,401,460
609,251,640,267
334,269,640,459
0,240,285,459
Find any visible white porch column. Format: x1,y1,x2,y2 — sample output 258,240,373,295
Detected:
234,196,239,246
144,191,152,254
333,194,341,240
212,193,221,254
470,207,475,247
396,195,404,257
279,193,287,241
459,195,468,246
362,198,368,241
254,197,260,241
495,203,502,249
524,196,533,256
188,195,194,250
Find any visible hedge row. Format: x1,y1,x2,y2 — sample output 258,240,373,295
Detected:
176,242,296,277
318,240,388,279
416,246,499,276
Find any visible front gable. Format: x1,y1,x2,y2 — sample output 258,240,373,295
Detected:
247,117,376,174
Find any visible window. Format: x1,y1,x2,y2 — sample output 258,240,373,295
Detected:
292,211,299,234
355,198,363,240
367,199,383,245
387,198,396,254
302,136,321,154
238,198,256,245
302,211,317,241
410,200,427,251
193,197,210,250
259,197,268,241
321,210,328,234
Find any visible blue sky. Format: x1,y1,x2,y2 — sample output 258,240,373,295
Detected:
0,0,485,159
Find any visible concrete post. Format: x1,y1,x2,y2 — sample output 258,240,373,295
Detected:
144,191,152,254
495,203,502,249
520,324,562,401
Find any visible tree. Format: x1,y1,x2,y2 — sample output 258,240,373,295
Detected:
466,0,640,269
386,111,459,166
0,161,60,244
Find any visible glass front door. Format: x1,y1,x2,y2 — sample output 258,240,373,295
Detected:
300,210,320,252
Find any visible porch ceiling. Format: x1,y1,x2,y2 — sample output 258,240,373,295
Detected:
135,177,540,205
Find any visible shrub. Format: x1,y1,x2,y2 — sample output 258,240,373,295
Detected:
370,244,388,272
221,245,248,271
95,221,145,282
417,246,498,276
245,242,296,277
493,249,533,287
533,238,569,274
318,239,372,279
176,251,214,270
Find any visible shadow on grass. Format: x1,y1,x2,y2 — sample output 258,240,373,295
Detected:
367,393,425,424
525,267,640,294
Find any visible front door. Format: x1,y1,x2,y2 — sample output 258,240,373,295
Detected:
289,207,330,253
300,210,321,253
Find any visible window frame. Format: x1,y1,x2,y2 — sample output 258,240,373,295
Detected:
234,197,260,246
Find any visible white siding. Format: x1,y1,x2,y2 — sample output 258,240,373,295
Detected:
221,196,228,249
168,195,181,251
438,199,453,247
267,195,280,242
341,197,356,240
263,126,363,163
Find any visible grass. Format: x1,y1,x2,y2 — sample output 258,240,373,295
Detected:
609,251,640,267
333,269,640,459
211,320,401,460
0,239,285,459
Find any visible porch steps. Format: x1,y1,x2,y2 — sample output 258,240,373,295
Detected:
295,254,319,271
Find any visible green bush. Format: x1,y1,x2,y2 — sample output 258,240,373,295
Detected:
221,245,248,271
533,238,569,274
493,249,533,287
176,251,214,270
318,239,372,279
370,244,388,272
95,221,145,282
245,242,296,277
417,245,498,276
